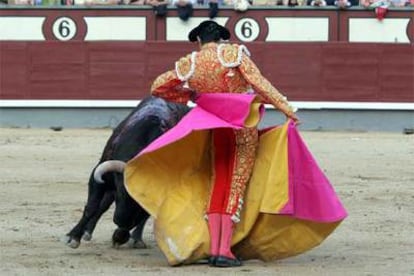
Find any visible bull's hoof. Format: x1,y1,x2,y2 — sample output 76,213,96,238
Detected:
64,235,80,249
82,231,92,241
112,228,130,248
131,239,147,249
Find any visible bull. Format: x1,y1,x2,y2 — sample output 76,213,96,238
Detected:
65,96,190,249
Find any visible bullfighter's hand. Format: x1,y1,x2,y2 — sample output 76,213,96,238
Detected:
288,113,301,125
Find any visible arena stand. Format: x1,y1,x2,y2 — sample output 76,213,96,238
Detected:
0,6,413,130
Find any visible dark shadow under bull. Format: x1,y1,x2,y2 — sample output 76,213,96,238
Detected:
65,96,190,249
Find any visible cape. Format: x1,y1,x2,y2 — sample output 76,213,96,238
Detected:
125,93,347,265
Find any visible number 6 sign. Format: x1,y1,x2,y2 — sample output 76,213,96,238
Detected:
52,17,77,41
234,18,260,42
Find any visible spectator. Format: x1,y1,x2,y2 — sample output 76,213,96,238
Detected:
252,0,277,5
308,0,327,5
275,0,299,6
325,0,356,8
85,0,120,4
233,0,249,10
72,0,119,4
389,0,407,6
287,0,299,6
8,0,33,4
172,0,196,21
125,0,146,4
360,0,388,8
335,0,351,7
146,0,169,16
361,0,391,20
208,0,219,18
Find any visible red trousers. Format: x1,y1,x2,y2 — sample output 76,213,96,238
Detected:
207,127,258,221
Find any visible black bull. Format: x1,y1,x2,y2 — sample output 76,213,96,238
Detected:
66,96,190,249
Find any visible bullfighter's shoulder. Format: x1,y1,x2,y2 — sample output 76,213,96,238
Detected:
218,43,251,67
175,53,193,79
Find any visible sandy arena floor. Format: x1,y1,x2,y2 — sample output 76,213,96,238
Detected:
0,127,413,276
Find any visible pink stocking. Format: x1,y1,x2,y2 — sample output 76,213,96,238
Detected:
218,214,236,259
207,213,221,257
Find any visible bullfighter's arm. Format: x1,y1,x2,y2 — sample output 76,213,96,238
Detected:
150,70,192,104
150,55,193,104
237,49,298,122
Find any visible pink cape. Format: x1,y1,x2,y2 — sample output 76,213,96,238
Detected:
133,93,347,223
125,93,347,264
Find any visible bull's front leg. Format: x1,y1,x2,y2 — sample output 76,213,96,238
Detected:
83,190,115,241
65,173,106,248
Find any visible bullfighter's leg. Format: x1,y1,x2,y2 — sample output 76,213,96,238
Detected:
207,128,258,267
218,128,257,267
207,128,235,263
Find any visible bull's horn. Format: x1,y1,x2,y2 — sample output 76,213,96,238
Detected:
93,160,127,183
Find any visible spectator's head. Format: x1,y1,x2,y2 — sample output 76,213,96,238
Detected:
310,0,326,5
335,0,351,8
288,0,298,6
188,20,230,44
177,3,193,21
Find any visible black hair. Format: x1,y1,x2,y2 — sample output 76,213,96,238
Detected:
198,23,222,44
188,20,231,43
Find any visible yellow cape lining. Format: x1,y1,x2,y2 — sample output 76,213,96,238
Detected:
125,122,343,265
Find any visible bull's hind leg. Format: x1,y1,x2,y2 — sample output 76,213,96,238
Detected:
111,174,141,248
130,211,150,249
111,209,150,249
111,174,152,249
83,191,115,241
111,227,132,249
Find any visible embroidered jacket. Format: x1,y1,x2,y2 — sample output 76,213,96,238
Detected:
151,42,295,118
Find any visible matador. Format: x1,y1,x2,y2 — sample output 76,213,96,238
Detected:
149,20,299,267
124,20,346,268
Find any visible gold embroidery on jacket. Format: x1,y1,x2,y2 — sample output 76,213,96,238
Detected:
150,42,293,116
150,43,293,219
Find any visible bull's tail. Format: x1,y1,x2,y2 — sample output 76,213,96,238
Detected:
93,160,127,183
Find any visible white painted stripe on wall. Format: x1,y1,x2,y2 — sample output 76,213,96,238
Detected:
349,18,410,43
0,100,140,108
288,101,414,110
84,17,146,41
166,17,229,41
0,17,45,41
1,100,413,110
265,17,329,42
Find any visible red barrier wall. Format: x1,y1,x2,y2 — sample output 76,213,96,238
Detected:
0,7,413,103
1,41,413,102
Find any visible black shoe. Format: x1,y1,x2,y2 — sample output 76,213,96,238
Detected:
214,256,242,267
208,256,217,266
